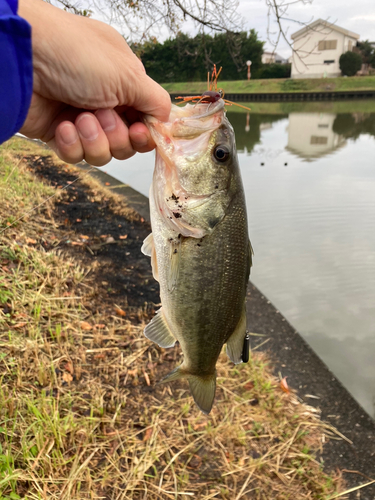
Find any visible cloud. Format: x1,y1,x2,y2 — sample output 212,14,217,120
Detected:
350,14,375,22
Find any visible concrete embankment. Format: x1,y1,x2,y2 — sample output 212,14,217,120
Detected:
170,90,375,102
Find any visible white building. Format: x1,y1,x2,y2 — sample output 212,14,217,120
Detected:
290,19,360,79
262,51,287,64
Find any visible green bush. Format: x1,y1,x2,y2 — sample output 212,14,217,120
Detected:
339,51,362,76
254,63,291,79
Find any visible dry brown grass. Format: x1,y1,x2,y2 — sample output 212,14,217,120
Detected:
0,138,352,499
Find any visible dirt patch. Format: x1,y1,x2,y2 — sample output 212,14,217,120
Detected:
27,154,159,312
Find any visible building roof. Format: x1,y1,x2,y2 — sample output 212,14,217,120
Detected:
291,19,360,41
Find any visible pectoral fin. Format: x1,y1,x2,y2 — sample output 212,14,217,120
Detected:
141,233,153,256
226,305,247,364
141,233,159,282
144,308,176,348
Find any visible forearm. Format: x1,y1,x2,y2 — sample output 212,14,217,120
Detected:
0,0,33,143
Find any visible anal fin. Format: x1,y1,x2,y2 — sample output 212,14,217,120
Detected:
144,308,176,348
226,305,247,364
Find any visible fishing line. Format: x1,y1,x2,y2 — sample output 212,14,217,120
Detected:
0,164,96,235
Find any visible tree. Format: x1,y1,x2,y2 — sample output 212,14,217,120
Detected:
339,51,362,77
49,0,314,47
134,31,264,82
46,0,326,74
357,40,374,66
49,0,242,41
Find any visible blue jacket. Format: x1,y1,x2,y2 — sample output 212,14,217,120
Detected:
0,0,32,143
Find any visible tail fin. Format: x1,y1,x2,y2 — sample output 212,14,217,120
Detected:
188,374,216,415
161,366,217,415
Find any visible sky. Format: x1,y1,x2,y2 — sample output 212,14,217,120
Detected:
114,0,374,59
88,0,375,60
235,0,375,58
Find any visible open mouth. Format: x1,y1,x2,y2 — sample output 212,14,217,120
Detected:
145,99,225,137
170,99,225,121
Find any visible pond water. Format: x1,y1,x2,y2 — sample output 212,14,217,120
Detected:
104,102,375,419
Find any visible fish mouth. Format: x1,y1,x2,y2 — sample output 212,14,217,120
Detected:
170,98,225,121
145,99,225,140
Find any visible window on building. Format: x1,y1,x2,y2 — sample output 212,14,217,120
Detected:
311,136,328,145
324,60,335,64
318,124,329,128
348,40,353,51
318,40,338,50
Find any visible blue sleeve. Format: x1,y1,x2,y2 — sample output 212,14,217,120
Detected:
0,0,33,144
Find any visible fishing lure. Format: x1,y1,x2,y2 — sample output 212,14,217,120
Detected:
176,65,252,111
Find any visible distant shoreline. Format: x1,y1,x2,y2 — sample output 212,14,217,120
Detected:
170,89,375,102
162,75,375,98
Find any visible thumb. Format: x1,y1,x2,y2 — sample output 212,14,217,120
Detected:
131,73,171,122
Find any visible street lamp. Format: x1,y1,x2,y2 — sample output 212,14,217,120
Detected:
246,60,252,80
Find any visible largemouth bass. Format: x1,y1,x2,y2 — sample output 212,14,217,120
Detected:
142,99,252,414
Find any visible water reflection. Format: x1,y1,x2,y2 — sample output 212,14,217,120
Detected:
228,113,287,154
333,113,375,140
287,113,346,160
237,110,375,418
232,110,375,160
104,107,375,418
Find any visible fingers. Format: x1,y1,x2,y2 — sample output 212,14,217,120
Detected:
129,122,156,153
51,109,155,166
75,113,112,166
51,121,84,164
53,112,111,166
95,109,135,160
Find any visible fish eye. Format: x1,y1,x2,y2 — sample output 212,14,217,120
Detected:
214,146,230,162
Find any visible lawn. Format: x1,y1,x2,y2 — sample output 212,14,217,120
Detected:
0,137,363,499
161,76,375,95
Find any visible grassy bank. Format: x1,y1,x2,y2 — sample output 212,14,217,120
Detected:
162,75,375,94
0,138,353,499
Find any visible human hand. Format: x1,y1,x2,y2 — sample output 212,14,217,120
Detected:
18,0,171,166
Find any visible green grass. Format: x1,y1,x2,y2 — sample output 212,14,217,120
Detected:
162,75,375,94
